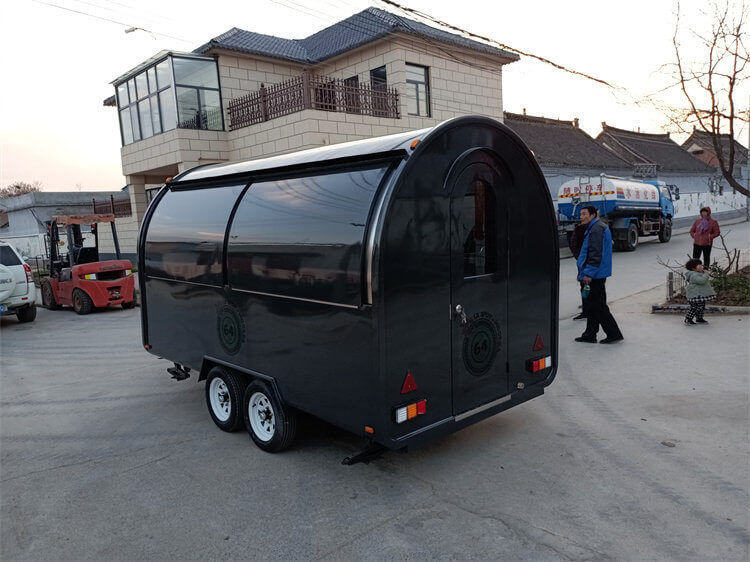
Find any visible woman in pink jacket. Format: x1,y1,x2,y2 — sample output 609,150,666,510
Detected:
690,206,720,266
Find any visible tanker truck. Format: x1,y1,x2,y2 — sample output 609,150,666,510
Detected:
556,175,678,251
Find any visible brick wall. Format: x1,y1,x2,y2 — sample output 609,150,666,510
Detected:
121,128,231,177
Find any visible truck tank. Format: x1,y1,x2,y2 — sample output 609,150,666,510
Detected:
557,176,660,220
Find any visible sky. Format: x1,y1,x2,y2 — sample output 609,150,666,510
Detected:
1,0,747,191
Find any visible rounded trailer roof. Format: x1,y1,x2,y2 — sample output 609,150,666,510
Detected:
172,126,433,184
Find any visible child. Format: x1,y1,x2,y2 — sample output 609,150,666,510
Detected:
684,258,716,325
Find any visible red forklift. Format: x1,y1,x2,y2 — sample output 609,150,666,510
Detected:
40,214,136,314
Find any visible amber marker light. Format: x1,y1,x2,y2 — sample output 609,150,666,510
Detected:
365,426,374,434
410,139,420,150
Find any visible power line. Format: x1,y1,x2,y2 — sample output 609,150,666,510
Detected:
378,0,615,88
31,0,195,44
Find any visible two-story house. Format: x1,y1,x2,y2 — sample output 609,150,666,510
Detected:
104,7,518,247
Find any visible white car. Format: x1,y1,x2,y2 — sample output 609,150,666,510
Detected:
0,242,37,323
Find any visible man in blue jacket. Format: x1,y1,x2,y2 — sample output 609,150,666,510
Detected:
575,206,623,344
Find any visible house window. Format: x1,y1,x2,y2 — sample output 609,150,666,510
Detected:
172,58,223,131
406,64,430,117
114,55,223,146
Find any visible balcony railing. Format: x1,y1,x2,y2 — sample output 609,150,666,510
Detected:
92,195,132,218
228,72,400,131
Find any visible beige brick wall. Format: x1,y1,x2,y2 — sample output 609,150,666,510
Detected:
121,128,231,177
314,33,505,126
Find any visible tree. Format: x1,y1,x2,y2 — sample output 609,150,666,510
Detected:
0,181,42,199
671,0,749,197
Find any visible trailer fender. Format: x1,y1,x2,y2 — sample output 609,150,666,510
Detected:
198,357,287,408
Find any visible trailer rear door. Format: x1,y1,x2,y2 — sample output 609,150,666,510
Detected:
449,159,509,415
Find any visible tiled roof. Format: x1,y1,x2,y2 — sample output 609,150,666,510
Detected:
194,7,519,64
596,123,713,173
682,129,748,165
503,112,631,169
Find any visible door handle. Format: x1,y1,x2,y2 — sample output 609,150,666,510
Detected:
455,304,467,326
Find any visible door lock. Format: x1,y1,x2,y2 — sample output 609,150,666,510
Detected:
455,304,467,326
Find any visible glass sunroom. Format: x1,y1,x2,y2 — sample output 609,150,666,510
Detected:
113,52,224,146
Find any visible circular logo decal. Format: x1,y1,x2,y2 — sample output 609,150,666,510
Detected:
217,304,245,355
462,312,501,376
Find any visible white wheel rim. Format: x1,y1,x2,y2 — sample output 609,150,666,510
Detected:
209,378,231,422
249,392,275,442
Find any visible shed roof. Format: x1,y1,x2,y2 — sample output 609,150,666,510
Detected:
596,123,713,173
193,7,518,64
681,128,748,165
503,112,631,169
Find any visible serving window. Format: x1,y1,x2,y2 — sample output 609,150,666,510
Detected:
227,166,388,306
144,184,245,286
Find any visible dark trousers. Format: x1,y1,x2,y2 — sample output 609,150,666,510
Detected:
686,299,706,321
582,278,622,339
693,244,712,267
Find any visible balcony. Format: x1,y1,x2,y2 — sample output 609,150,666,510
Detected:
228,72,400,131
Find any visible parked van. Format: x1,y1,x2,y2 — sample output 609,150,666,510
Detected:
139,116,559,457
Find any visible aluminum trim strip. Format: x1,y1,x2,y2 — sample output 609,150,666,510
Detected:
231,287,360,309
453,394,512,422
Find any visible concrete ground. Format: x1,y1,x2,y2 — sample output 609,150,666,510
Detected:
1,224,748,560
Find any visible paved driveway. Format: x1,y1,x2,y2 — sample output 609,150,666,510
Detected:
1,224,748,559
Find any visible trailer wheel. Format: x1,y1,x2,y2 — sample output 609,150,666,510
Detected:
16,305,36,323
72,289,93,315
624,223,639,251
41,280,60,310
243,380,297,453
205,367,247,432
658,218,672,243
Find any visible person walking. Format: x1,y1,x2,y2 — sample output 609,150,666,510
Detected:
690,206,720,267
574,206,624,344
568,221,589,321
684,258,715,325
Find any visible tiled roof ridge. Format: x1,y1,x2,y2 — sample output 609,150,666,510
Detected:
598,130,653,164
196,7,518,63
504,111,576,128
601,122,671,141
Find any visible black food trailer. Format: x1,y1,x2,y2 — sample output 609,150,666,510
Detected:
139,115,558,460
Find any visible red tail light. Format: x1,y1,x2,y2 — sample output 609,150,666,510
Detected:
23,264,33,283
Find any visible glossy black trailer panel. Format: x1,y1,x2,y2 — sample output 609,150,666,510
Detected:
139,115,558,451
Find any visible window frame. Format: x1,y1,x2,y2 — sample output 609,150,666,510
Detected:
114,53,224,146
405,63,431,117
224,160,396,308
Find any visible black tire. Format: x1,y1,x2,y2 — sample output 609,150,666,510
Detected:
72,289,93,315
122,300,136,309
243,380,297,452
16,305,36,323
205,367,248,432
41,280,60,310
658,218,672,243
624,223,639,251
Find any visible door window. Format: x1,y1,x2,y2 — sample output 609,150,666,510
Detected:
0,245,21,266
461,178,497,277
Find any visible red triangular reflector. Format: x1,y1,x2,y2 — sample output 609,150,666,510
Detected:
401,371,418,394
533,334,544,351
